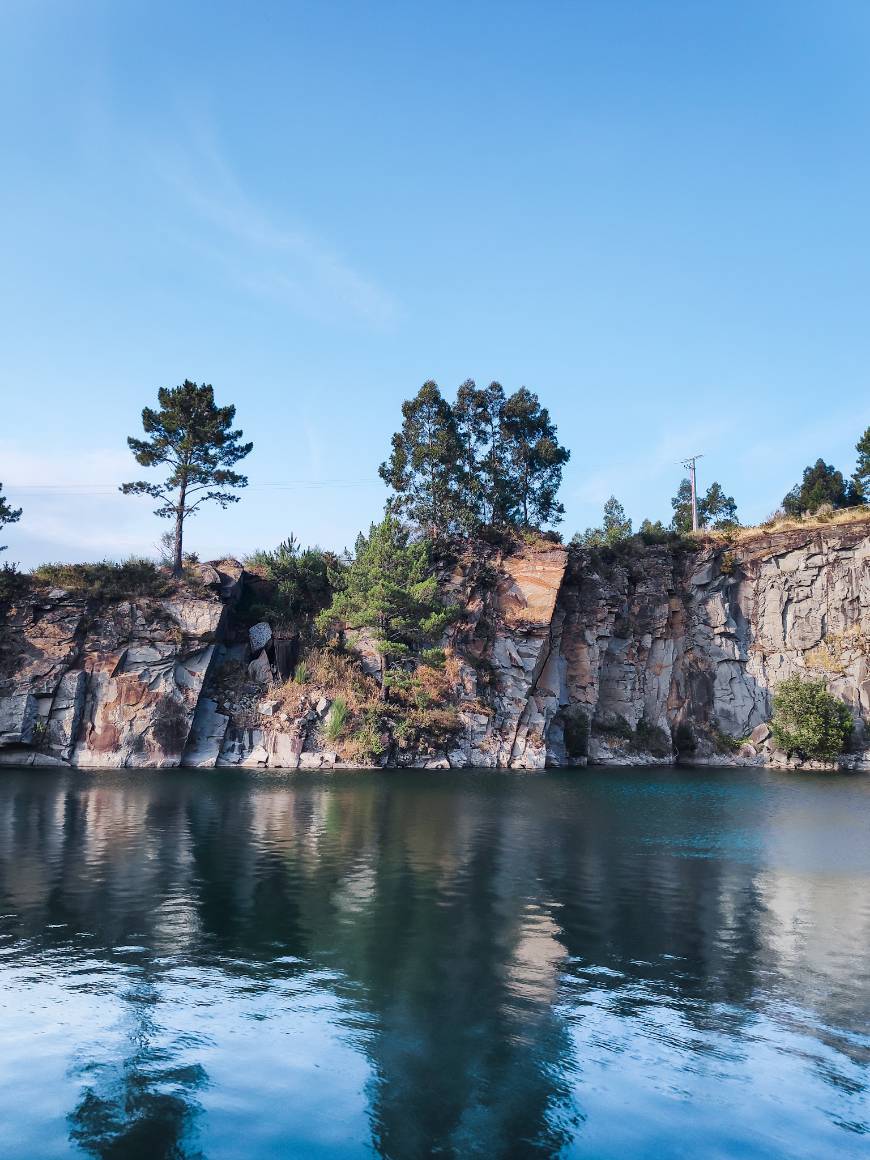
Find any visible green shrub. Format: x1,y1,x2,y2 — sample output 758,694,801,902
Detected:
241,536,346,631
770,675,852,761
350,709,387,761
323,697,349,742
420,647,446,668
562,706,589,758
293,661,309,685
32,557,171,601
711,726,740,754
0,562,30,608
719,551,737,576
638,519,672,545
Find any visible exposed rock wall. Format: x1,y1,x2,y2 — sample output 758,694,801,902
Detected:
0,524,868,769
549,524,870,768
0,567,235,768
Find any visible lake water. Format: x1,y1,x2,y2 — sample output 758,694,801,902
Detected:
0,766,868,1159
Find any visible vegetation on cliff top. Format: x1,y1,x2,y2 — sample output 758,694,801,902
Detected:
121,380,253,576
782,458,864,517
379,379,570,534
242,535,346,632
30,558,176,600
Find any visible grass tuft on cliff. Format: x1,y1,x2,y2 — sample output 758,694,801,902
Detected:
32,557,173,601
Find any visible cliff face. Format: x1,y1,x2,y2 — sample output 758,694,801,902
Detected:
0,563,240,768
550,525,869,767
1,523,868,769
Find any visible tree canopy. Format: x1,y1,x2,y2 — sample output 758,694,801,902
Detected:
782,458,862,517
853,426,870,502
0,482,22,554
378,381,466,534
380,379,569,534
671,479,739,533
574,496,632,547
121,381,252,575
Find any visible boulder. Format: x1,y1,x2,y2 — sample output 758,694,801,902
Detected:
194,563,223,588
750,723,771,746
249,621,272,653
216,559,244,604
248,653,273,685
268,732,302,768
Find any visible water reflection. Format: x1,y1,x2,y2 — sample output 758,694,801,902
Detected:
0,768,868,1158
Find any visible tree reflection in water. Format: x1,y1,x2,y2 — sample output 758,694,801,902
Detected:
68,975,206,1160
0,767,867,1158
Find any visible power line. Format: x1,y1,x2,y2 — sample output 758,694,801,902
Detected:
8,478,380,496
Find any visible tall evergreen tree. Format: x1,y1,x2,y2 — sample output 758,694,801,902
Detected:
452,379,491,528
381,379,569,534
378,381,466,535
782,458,861,517
701,482,739,529
671,478,694,533
500,387,570,527
121,380,253,576
574,496,632,547
316,513,455,694
671,478,739,532
0,483,22,554
853,425,870,501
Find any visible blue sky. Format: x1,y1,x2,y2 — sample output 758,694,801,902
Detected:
2,0,869,567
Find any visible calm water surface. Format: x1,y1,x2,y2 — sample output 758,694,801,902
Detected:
0,766,868,1159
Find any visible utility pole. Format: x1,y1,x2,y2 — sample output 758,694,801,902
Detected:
681,455,703,532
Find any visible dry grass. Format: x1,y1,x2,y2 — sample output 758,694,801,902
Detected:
804,626,869,675
698,505,870,547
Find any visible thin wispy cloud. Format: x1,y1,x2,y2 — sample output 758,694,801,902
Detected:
147,117,398,329
573,416,738,508
0,442,156,558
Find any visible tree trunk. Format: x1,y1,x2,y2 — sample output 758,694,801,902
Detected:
172,478,187,577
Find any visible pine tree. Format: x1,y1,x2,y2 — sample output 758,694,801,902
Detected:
574,496,632,547
316,514,455,694
671,479,738,532
381,379,569,534
782,459,860,517
500,387,570,527
0,483,22,554
378,382,466,535
453,379,491,528
121,380,252,576
853,426,870,501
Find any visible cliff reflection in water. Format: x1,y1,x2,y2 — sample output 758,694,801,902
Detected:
0,767,868,1159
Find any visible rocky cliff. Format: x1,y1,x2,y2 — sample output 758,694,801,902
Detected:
1,521,868,770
